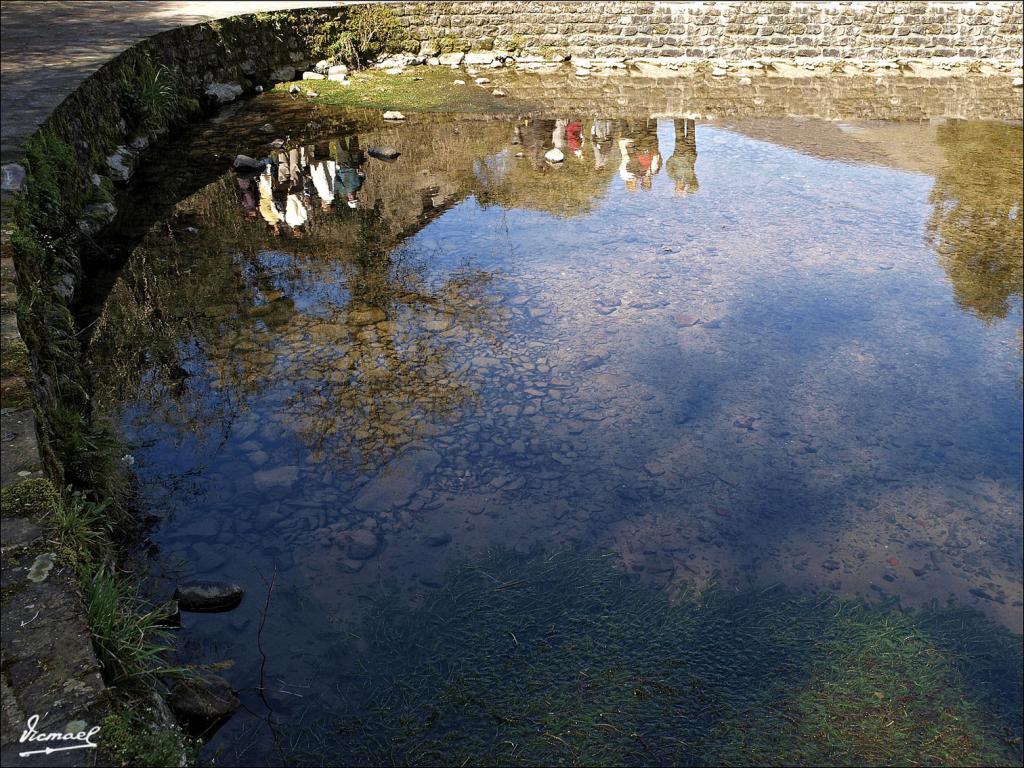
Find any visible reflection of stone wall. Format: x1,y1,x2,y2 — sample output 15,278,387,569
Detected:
391,1,1024,62
501,69,1024,121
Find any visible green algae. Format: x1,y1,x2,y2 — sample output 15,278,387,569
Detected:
288,550,1022,767
273,68,520,114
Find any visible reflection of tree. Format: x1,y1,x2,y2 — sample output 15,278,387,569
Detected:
473,118,623,218
274,204,503,466
926,121,1023,323
91,174,504,469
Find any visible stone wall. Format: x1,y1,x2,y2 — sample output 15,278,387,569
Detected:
391,1,1024,62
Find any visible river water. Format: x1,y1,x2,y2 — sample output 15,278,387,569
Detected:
89,86,1023,764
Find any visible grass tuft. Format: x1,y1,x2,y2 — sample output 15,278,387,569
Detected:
83,566,185,689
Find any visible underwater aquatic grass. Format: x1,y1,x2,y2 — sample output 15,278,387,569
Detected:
284,550,1021,767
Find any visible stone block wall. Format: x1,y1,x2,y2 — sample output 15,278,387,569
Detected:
390,1,1024,62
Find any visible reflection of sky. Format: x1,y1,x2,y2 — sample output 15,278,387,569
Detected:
410,122,1021,471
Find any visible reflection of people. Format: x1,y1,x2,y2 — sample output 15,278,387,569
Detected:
285,179,309,236
566,119,584,159
235,168,260,219
620,119,661,192
310,149,337,211
591,119,615,169
666,119,699,197
334,135,365,209
258,165,284,235
518,118,557,171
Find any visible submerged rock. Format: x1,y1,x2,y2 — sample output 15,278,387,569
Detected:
349,307,387,325
353,446,441,512
425,532,453,547
382,110,406,121
174,581,244,612
545,148,564,163
169,674,240,730
368,146,401,160
253,465,299,488
302,71,325,80
343,529,381,560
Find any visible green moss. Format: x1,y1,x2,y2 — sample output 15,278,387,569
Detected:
21,128,85,237
309,4,406,66
0,478,61,519
0,337,34,407
97,708,194,767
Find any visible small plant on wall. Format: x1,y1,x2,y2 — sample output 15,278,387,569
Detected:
311,5,405,67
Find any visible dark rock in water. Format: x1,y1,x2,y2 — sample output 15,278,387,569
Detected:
368,146,401,160
174,581,244,612
672,314,701,328
424,532,452,547
343,529,381,560
233,154,264,170
579,352,609,370
169,674,240,731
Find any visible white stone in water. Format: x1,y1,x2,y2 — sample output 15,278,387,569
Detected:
575,69,590,77
302,71,325,80
328,63,349,75
306,91,319,98
492,88,507,97
288,84,302,94
328,72,349,83
1014,77,1024,87
453,79,466,85
438,52,465,66
739,76,752,85
464,51,495,65
545,147,564,163
384,67,405,75
711,67,727,77
474,77,490,85
382,110,406,120
254,85,264,93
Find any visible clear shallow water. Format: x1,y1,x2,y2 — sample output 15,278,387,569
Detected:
90,100,1023,762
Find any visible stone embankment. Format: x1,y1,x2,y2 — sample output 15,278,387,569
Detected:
388,1,1024,64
